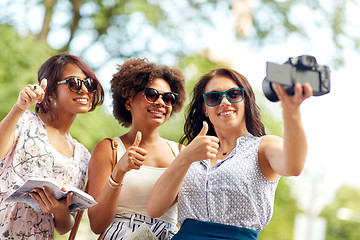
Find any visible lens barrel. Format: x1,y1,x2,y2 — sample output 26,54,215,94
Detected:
262,78,279,102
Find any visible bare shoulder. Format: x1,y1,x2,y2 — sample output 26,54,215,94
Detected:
90,139,114,165
88,139,115,197
92,138,114,152
258,135,283,163
88,138,115,176
260,135,282,150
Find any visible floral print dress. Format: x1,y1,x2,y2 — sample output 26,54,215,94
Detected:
0,110,90,239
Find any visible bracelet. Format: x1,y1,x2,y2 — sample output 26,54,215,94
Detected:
108,175,123,189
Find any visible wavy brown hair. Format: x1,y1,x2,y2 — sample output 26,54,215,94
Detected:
180,68,265,145
36,53,104,120
111,58,186,127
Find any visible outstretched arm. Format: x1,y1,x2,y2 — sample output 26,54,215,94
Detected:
0,79,46,160
259,83,313,180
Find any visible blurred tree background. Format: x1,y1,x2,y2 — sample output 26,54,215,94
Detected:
1,0,360,239
320,185,360,240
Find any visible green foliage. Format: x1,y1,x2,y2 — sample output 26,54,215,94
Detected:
321,185,360,240
256,90,283,136
70,106,127,152
177,52,228,92
259,178,301,239
3,0,357,68
159,112,186,143
247,0,356,67
0,25,55,119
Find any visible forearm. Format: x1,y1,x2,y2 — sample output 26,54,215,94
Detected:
0,105,25,160
148,129,219,217
54,209,74,235
88,172,125,234
147,153,191,218
282,108,307,175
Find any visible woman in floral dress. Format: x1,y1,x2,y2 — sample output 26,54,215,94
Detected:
0,53,104,239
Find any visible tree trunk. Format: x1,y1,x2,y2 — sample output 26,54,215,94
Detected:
62,0,82,52
38,0,58,42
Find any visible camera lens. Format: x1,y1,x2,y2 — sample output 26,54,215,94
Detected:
262,78,279,102
300,55,316,68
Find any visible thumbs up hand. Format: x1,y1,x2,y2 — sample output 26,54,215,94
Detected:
16,78,47,111
180,121,219,163
117,131,147,173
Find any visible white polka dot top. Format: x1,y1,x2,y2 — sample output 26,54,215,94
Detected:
178,133,279,231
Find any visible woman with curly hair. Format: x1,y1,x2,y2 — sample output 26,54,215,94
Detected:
87,58,186,239
148,67,313,239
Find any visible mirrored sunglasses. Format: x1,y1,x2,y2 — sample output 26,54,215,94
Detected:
144,87,178,107
203,88,244,107
57,76,97,93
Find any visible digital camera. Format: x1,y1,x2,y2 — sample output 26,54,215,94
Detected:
262,55,331,102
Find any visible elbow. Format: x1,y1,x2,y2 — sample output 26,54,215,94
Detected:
55,213,75,235
290,170,302,177
147,193,165,218
147,204,162,219
88,210,107,234
283,156,306,177
285,166,304,177
56,223,73,236
89,221,105,235
91,227,104,235
56,229,70,236
147,211,158,219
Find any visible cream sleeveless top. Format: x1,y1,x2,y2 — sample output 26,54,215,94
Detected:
113,137,179,225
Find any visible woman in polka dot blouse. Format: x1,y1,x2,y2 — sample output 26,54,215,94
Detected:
147,67,312,239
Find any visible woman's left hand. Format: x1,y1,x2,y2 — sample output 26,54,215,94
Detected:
273,83,313,111
29,186,72,215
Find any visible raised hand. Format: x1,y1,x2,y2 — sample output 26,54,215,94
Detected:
273,83,313,111
181,121,219,163
116,131,147,173
16,78,47,111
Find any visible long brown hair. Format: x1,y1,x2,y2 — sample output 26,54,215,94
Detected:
180,68,265,145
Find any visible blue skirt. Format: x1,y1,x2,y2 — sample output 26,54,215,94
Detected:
172,219,259,240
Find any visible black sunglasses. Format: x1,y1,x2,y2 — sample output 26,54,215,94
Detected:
203,88,244,107
144,87,178,107
57,76,98,93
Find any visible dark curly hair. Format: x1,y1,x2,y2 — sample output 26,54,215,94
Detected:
111,58,186,127
180,68,265,145
36,53,104,120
